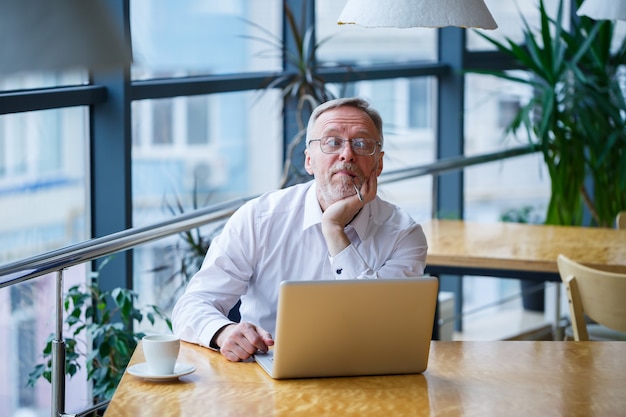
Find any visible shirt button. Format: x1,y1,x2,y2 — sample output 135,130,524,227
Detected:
336,268,342,274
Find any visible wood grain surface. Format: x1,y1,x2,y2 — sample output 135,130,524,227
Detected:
422,219,626,274
105,340,626,417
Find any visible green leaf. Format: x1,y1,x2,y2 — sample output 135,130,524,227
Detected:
27,364,47,387
31,255,182,402
469,0,626,226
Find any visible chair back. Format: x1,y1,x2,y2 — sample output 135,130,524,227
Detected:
617,211,626,229
557,254,626,341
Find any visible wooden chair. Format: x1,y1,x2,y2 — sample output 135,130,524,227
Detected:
557,254,626,341
616,211,626,229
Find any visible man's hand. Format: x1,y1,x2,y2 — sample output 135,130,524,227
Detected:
321,172,377,256
214,322,274,362
354,170,378,205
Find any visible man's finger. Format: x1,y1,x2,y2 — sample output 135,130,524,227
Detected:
242,324,273,352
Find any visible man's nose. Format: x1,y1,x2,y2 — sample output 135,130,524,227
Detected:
339,140,356,161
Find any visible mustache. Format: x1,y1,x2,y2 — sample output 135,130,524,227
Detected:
331,163,362,177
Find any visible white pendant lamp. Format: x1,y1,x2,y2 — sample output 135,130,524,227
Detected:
0,0,131,75
337,0,498,30
577,0,626,20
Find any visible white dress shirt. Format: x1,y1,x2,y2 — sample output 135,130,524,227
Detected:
171,180,428,348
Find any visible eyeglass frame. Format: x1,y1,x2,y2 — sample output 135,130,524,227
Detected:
307,136,383,156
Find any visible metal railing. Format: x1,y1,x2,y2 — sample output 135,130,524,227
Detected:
1,198,249,417
0,145,538,417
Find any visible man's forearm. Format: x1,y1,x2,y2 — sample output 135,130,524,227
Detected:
321,222,351,256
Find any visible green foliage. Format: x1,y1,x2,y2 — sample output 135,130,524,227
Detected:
472,0,626,227
243,1,337,105
500,205,544,224
243,1,345,187
156,181,224,308
27,260,172,402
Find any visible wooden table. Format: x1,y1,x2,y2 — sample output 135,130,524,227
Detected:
105,340,626,417
422,219,626,281
422,219,626,339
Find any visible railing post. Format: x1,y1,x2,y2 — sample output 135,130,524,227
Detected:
51,269,66,417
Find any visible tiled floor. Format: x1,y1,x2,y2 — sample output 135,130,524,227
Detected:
452,307,553,341
440,278,559,341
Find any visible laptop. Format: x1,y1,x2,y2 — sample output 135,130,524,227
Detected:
254,277,438,379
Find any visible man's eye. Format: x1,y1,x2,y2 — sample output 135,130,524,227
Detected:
325,137,342,147
353,140,367,149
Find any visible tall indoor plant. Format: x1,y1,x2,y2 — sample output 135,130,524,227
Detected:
245,1,343,187
473,0,626,227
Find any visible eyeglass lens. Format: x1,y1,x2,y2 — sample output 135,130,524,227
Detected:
319,137,378,155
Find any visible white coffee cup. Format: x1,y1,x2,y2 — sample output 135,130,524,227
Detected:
142,334,180,375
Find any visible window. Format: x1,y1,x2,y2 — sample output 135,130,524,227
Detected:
316,0,437,64
497,97,521,129
152,99,174,145
11,283,37,408
0,119,5,177
409,77,432,130
186,95,210,145
2,1,582,414
0,108,88,264
0,70,86,92
130,0,282,80
131,90,282,317
467,0,568,50
327,78,437,223
132,91,282,227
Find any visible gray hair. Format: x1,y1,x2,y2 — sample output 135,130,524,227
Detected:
305,97,384,148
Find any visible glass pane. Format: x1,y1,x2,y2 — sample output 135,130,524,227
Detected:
0,108,89,264
464,72,550,223
0,107,90,414
316,0,437,64
1,266,90,417
132,91,283,226
132,90,282,312
0,70,86,92
0,105,89,417
614,21,626,52
325,78,437,224
460,71,553,342
467,0,568,50
130,0,282,80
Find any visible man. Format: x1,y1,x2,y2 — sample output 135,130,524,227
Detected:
172,97,428,362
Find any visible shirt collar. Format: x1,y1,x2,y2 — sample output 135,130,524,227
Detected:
302,180,370,241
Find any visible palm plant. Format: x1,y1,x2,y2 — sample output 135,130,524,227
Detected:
151,178,225,311
259,2,336,105
243,1,345,187
473,0,626,227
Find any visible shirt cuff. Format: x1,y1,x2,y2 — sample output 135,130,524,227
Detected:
200,318,236,351
329,244,368,279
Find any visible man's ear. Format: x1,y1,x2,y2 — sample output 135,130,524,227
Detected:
304,148,314,175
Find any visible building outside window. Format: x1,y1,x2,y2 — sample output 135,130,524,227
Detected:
0,1,575,415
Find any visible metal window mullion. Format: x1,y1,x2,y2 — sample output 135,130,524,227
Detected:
436,27,466,334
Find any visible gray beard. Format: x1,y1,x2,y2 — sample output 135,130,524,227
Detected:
317,177,354,209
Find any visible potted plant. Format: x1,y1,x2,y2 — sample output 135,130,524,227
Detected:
151,180,228,313
472,0,626,227
28,259,171,403
245,1,344,187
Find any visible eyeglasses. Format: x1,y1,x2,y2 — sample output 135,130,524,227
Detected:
308,137,382,156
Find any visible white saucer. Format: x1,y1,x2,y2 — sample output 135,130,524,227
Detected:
127,362,196,381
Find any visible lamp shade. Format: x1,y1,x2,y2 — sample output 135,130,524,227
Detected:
0,0,131,75
577,0,626,20
337,0,498,30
